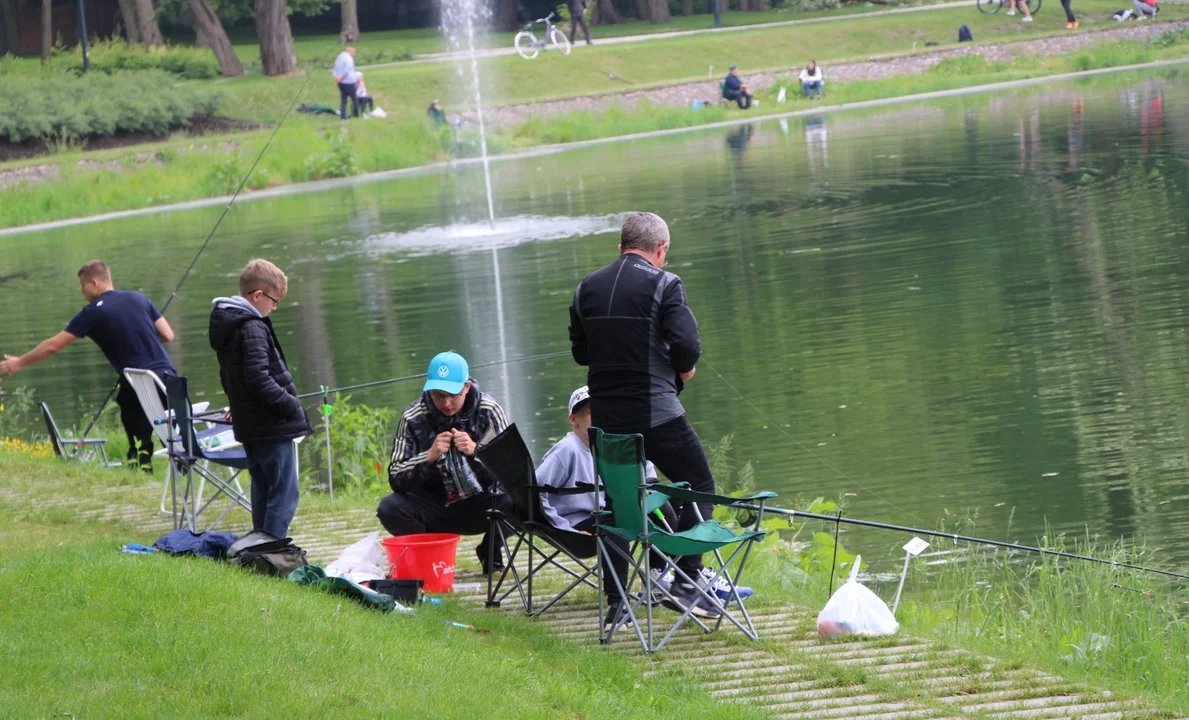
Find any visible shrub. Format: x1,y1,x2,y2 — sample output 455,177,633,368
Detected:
60,39,221,79
0,70,221,143
203,152,270,195
303,132,359,180
299,396,394,496
307,47,415,68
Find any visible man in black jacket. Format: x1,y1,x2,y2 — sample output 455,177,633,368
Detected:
209,259,312,539
570,211,720,622
377,352,512,574
568,0,591,45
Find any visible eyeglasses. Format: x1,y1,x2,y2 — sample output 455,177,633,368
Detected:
258,290,280,309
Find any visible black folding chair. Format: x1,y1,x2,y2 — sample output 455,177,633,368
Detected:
39,402,121,467
474,424,600,616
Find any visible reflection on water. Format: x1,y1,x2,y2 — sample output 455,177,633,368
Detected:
4,72,1189,566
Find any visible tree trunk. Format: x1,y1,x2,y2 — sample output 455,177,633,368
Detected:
339,0,359,42
254,0,297,76
133,0,164,46
187,0,243,76
494,0,519,31
633,0,648,20
595,0,621,25
747,0,768,11
41,0,51,61
0,0,20,56
117,0,140,42
648,0,671,22
681,0,693,15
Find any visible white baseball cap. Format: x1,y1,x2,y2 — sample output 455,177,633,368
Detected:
568,386,591,415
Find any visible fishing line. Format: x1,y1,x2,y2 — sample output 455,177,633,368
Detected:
296,349,571,400
698,355,930,526
75,54,327,446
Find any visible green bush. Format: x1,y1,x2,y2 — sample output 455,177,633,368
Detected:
203,152,270,195
299,395,394,497
0,70,221,143
307,47,415,68
303,132,360,180
61,39,221,79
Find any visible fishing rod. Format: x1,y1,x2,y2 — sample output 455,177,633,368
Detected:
295,349,571,400
75,54,326,448
727,503,1189,582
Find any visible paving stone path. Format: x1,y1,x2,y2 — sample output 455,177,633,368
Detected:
16,481,1182,720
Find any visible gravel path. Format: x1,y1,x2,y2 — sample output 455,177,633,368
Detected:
472,20,1189,126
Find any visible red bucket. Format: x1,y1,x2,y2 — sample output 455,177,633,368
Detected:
382,533,461,593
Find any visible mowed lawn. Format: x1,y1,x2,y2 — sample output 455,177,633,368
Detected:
212,0,1189,124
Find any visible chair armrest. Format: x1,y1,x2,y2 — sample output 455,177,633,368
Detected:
652,484,777,506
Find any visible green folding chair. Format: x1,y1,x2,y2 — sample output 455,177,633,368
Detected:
589,427,775,653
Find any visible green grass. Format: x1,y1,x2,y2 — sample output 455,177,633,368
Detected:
0,450,760,719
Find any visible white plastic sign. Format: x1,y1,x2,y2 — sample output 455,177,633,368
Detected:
903,537,930,556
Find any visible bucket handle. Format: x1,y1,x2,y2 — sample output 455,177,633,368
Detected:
387,546,410,578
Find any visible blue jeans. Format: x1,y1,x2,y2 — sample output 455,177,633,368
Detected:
337,82,358,120
803,81,822,99
245,440,300,538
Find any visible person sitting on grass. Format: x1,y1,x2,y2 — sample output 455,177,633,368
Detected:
377,351,511,575
799,60,824,100
1132,0,1158,19
722,65,753,110
1005,0,1034,21
353,72,374,115
428,99,446,127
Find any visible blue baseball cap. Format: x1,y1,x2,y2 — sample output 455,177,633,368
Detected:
423,351,469,394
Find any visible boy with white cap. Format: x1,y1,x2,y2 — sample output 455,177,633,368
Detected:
377,351,511,574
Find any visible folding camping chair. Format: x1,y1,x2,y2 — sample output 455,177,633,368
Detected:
162,373,253,533
39,402,122,467
474,423,602,616
590,427,775,653
123,368,230,515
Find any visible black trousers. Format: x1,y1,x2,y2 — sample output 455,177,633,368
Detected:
1061,0,1076,21
377,488,510,565
598,414,716,602
358,95,374,113
115,380,159,470
724,89,752,109
337,82,359,119
569,12,591,44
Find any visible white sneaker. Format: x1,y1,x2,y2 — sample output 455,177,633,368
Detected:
647,568,674,603
1006,9,1015,15
1022,15,1033,21
1137,13,1146,19
700,566,755,603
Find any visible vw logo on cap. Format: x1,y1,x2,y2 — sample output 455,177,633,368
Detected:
437,365,450,378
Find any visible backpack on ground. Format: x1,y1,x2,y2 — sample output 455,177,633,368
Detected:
958,25,973,42
228,530,308,578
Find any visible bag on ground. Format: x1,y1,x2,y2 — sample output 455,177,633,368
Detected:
228,530,308,577
816,555,899,638
325,531,387,584
958,25,973,42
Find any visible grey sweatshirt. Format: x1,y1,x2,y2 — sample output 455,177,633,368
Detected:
536,432,656,532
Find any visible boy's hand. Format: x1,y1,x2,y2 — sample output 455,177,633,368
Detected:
451,429,477,456
426,432,454,463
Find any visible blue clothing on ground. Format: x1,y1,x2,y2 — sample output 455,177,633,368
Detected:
246,439,301,538
154,529,240,558
65,289,175,375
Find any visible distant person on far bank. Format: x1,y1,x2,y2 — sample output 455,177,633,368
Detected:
428,99,446,126
0,260,176,472
353,72,375,115
722,65,753,109
333,46,360,120
1005,0,1033,21
569,0,592,45
1132,0,1158,19
799,60,824,100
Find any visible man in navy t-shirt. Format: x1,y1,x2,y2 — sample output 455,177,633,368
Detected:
0,260,176,470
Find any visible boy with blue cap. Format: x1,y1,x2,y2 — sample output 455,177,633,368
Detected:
377,351,512,574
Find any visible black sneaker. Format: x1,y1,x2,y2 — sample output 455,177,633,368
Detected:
660,581,722,619
603,602,635,633
475,542,504,577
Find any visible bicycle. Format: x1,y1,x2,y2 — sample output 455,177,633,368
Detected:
513,13,572,60
977,0,1042,14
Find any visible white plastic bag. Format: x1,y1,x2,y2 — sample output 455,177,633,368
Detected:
816,555,899,638
326,532,387,584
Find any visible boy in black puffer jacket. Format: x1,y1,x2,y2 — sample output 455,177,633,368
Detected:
209,259,312,538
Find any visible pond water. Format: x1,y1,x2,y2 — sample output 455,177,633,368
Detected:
4,67,1189,565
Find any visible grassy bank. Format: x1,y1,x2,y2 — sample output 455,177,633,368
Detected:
4,25,1188,232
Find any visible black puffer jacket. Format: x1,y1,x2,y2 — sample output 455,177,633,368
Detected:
209,296,313,444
